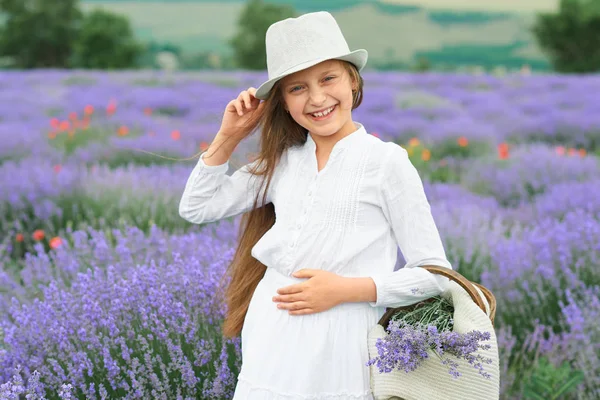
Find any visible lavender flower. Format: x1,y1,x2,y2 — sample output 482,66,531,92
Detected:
1,224,242,399
2,69,600,399
367,297,493,379
368,319,493,379
461,143,599,207
0,367,47,399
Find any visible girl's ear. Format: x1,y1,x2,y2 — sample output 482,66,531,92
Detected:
349,74,358,92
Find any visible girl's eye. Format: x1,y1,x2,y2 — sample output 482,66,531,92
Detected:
289,77,334,93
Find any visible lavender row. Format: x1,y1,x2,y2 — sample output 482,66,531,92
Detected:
2,71,600,165
1,222,242,399
1,207,598,398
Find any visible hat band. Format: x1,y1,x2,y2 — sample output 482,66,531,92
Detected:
270,52,354,79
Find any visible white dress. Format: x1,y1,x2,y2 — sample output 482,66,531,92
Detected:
179,122,452,399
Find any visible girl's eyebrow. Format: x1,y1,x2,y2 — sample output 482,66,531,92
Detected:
285,69,337,87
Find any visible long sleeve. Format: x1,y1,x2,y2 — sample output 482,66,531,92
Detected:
178,151,273,224
369,143,452,308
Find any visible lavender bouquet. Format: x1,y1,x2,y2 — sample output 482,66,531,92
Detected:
367,296,494,380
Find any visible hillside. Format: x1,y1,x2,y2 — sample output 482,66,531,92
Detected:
82,0,559,13
81,0,551,70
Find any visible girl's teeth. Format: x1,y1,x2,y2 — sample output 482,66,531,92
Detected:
312,106,333,117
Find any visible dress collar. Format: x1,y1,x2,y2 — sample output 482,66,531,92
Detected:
304,122,367,154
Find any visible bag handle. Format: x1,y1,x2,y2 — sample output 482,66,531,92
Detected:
377,265,495,328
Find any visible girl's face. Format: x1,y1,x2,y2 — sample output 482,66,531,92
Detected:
280,60,357,141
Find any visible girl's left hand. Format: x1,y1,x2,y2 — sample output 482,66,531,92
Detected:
273,269,347,315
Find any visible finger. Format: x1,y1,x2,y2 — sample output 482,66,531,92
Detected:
273,293,303,303
250,96,261,109
248,88,262,109
236,92,247,112
226,99,237,113
277,284,303,295
292,269,317,279
277,301,309,311
234,99,243,116
240,91,252,110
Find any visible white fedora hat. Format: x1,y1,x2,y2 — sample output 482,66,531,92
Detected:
255,11,368,100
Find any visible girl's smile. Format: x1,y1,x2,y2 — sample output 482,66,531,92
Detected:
307,104,337,121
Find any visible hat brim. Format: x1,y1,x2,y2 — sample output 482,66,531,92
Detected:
254,49,368,100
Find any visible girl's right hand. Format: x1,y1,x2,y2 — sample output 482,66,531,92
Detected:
219,87,266,141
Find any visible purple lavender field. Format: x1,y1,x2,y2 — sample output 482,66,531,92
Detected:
1,69,599,399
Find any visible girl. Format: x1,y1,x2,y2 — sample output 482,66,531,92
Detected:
179,11,452,399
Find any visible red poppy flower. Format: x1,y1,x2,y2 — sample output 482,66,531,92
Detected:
49,237,63,249
117,126,129,136
32,229,45,241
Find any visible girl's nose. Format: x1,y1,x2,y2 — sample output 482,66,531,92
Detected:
308,89,327,106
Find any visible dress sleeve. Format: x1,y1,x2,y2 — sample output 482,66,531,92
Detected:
368,143,452,308
178,151,273,224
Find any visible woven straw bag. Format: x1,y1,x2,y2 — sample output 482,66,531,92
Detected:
367,265,500,400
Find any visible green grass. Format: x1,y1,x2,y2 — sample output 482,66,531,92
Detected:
523,357,585,400
45,107,63,117
62,76,98,86
50,126,144,156
130,77,177,87
96,150,184,168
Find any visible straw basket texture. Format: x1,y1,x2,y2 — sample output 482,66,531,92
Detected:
367,265,500,400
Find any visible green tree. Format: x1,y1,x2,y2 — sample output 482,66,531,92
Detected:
531,0,600,73
71,9,142,69
230,0,296,70
412,56,432,72
137,41,182,69
0,0,82,68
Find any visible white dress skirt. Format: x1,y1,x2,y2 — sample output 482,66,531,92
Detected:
233,267,384,399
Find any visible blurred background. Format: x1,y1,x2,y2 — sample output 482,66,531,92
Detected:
1,1,599,399
1,0,596,73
